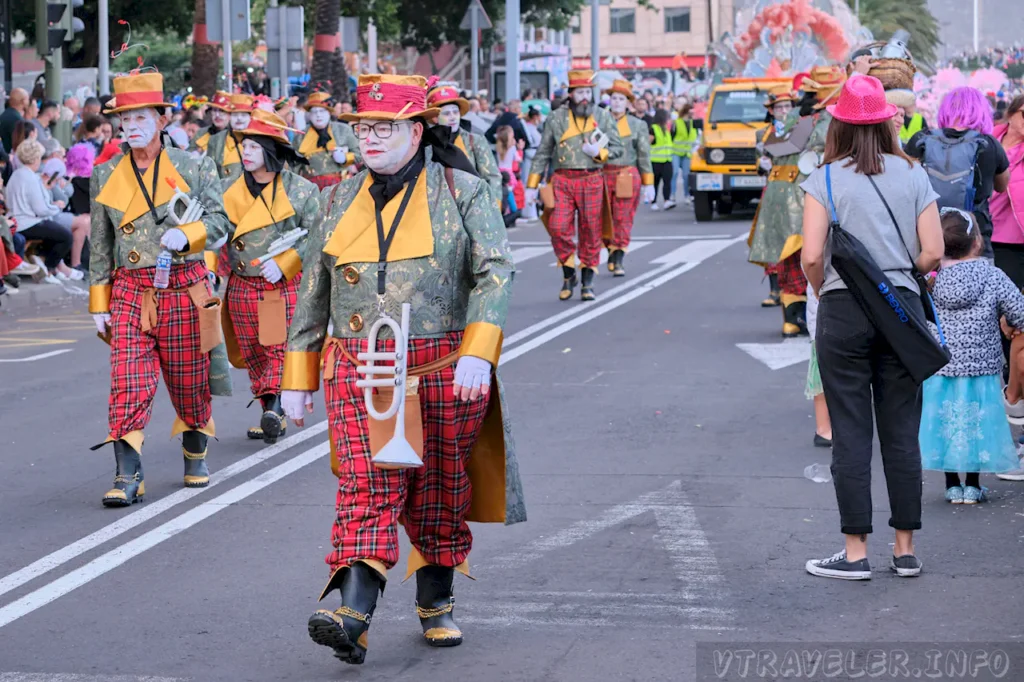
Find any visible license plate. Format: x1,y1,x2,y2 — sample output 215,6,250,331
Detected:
732,175,766,188
696,174,723,191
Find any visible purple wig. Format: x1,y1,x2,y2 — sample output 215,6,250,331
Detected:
937,87,994,135
65,142,96,178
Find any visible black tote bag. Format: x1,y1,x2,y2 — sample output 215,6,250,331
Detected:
823,164,950,384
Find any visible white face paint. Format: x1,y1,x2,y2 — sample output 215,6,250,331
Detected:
309,107,331,130
211,110,230,128
438,103,461,132
609,93,629,115
571,88,593,105
230,112,251,131
121,108,160,149
241,138,266,172
358,119,419,175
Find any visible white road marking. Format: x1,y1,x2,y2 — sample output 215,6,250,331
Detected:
509,245,554,266
547,241,652,266
0,675,187,682
0,349,73,363
508,234,733,246
0,443,330,629
736,338,811,370
0,421,328,599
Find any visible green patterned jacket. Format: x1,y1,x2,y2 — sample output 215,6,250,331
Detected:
204,128,244,185
456,129,502,197
613,113,654,182
526,105,624,188
297,122,361,178
88,146,231,314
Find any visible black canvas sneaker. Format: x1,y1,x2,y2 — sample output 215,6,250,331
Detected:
805,550,871,580
889,554,922,577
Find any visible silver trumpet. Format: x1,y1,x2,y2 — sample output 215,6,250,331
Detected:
356,302,423,470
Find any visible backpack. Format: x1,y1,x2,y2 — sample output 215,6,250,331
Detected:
920,130,982,212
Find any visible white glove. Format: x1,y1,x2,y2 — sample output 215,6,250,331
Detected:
332,147,349,164
261,258,283,284
642,185,656,204
581,140,601,159
453,355,492,402
758,157,773,172
525,188,539,206
282,390,314,426
160,228,189,252
93,313,111,334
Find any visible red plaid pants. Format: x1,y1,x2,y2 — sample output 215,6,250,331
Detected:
549,169,605,268
107,262,212,439
225,273,301,398
603,165,641,250
777,251,807,295
322,333,488,573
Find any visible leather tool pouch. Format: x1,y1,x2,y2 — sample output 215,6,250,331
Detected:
615,170,634,199
188,282,223,354
257,288,287,346
367,377,425,464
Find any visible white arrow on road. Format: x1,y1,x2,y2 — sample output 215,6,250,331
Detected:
0,349,73,363
736,338,811,370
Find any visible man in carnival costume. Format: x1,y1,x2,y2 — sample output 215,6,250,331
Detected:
601,79,655,276
297,87,361,189
527,69,624,301
89,70,230,506
190,90,231,153
205,92,254,184
426,83,502,198
280,74,524,664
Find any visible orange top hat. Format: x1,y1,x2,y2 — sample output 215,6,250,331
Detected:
104,72,173,114
238,109,294,146
230,93,255,113
602,79,635,101
303,91,334,111
804,65,846,103
427,84,469,115
341,74,439,122
568,70,595,90
209,90,232,112
764,86,797,108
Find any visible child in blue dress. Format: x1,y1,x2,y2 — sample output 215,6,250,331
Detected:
920,208,1024,503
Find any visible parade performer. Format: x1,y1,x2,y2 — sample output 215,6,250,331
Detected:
89,71,230,506
526,69,624,301
297,89,361,189
427,83,502,197
280,74,524,664
748,66,844,337
190,90,231,153
601,79,655,277
205,92,254,184
754,86,798,308
220,109,319,444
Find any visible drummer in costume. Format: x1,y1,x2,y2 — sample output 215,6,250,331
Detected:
190,90,231,154
89,71,230,506
526,69,624,301
280,74,524,664
221,109,319,444
753,86,798,308
747,66,844,337
601,79,655,277
297,89,361,190
426,83,502,198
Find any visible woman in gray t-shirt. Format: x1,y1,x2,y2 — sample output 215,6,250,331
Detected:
798,74,943,582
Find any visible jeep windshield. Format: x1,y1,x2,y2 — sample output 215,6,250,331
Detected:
709,89,772,124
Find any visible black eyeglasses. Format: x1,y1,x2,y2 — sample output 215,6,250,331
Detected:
353,121,402,140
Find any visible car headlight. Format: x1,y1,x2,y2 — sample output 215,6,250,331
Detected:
708,148,726,164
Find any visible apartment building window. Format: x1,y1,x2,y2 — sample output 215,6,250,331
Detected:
664,7,691,33
571,14,581,33
609,8,635,34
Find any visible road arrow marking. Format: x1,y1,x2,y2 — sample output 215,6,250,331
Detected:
736,338,811,370
651,234,746,265
0,349,73,363
547,241,653,266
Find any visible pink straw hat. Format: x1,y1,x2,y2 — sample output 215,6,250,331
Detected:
827,74,898,125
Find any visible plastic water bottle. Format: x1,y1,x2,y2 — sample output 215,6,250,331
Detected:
803,464,832,484
154,249,172,289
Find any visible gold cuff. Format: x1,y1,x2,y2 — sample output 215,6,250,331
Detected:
282,351,321,391
403,546,473,582
595,148,609,163
171,416,216,438
641,172,655,185
459,321,503,367
345,152,356,166
273,248,303,281
526,173,542,189
203,251,219,272
89,284,112,314
178,221,207,255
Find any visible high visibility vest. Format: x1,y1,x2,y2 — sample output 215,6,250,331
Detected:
673,120,699,157
900,113,925,144
651,124,673,163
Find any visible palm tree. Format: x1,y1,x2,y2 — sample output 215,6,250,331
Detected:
850,0,940,68
311,0,347,101
190,0,220,96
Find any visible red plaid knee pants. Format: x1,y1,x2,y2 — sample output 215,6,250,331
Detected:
226,273,301,398
777,251,807,295
107,262,212,439
549,169,605,268
603,166,641,250
322,333,489,573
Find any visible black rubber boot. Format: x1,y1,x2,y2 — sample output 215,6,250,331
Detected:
580,267,597,301
415,565,462,647
761,273,781,307
308,562,383,665
610,250,626,277
259,394,286,444
781,296,809,338
559,265,577,301
182,431,210,488
102,440,145,508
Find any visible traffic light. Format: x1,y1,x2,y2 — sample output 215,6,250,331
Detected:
66,0,85,41
35,1,68,56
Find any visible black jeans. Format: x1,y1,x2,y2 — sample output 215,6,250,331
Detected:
19,220,71,270
993,243,1024,379
652,161,673,201
816,289,923,535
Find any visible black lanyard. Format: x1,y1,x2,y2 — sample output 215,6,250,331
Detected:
256,175,280,228
374,173,420,295
130,152,164,225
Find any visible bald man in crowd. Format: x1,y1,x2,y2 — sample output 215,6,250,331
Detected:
0,88,29,153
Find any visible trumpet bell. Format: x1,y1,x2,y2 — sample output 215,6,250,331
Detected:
372,436,423,470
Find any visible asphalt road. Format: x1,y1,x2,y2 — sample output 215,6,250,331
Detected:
2,203,1024,682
